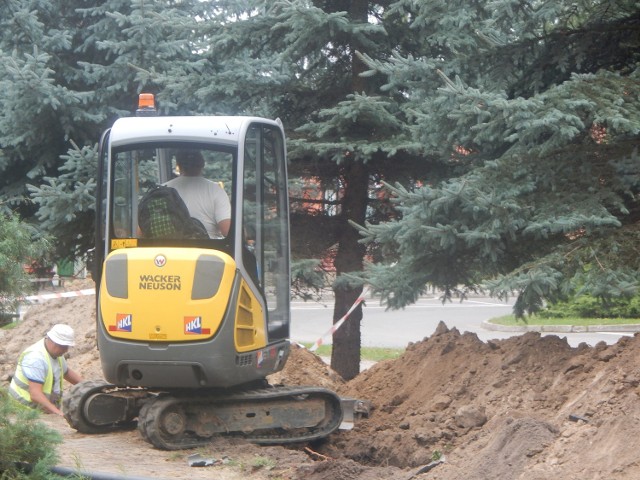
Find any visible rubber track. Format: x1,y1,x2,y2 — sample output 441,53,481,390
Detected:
63,380,119,433
137,385,343,450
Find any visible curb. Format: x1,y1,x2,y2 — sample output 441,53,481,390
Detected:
482,320,640,334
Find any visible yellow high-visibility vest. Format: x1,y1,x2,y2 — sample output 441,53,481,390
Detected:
8,339,64,408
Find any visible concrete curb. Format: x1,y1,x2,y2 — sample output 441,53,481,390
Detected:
482,320,640,334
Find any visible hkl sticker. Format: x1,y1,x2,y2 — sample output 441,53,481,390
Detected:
109,314,132,332
184,316,210,335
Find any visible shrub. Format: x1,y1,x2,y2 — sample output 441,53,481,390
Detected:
539,295,640,319
0,388,63,479
0,211,52,318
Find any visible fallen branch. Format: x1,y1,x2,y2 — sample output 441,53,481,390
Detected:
304,446,333,461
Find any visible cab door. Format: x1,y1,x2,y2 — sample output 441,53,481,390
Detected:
242,123,290,341
94,129,110,287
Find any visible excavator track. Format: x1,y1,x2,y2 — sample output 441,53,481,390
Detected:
137,385,344,450
63,380,150,433
64,381,343,450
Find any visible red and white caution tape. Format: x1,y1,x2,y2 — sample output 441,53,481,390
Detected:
24,288,96,303
309,287,369,352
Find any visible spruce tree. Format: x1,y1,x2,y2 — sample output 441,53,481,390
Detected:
6,0,203,258
356,0,640,316
0,0,91,207
153,0,436,379
272,1,460,378
216,1,436,379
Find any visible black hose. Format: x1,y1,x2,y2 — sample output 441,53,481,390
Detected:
14,463,165,480
51,466,164,480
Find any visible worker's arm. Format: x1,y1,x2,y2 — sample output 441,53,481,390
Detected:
28,381,64,416
219,218,231,237
64,368,83,385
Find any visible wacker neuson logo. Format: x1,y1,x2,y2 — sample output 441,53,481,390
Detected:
139,274,182,290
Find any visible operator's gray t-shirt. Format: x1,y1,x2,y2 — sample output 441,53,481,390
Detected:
165,176,231,239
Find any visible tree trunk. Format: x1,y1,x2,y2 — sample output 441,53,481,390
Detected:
330,160,369,380
329,0,371,381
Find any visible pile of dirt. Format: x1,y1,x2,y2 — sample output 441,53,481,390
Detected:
3,280,640,479
269,343,346,391
332,323,640,479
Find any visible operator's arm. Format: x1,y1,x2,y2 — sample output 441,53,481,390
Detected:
219,218,231,237
28,381,64,416
212,183,231,237
64,368,83,385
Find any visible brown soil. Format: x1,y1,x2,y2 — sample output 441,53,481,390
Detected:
2,279,640,479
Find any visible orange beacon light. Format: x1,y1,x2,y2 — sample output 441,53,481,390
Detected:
136,93,157,116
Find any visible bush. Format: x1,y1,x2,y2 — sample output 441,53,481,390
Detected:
538,295,640,319
0,388,63,479
0,211,52,317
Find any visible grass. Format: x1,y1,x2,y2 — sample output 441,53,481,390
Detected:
250,456,277,470
488,314,640,327
0,317,19,329
299,343,405,362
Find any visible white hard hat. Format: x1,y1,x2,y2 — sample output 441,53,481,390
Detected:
47,324,75,347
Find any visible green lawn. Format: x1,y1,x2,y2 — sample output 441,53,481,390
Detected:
298,343,404,362
488,314,640,327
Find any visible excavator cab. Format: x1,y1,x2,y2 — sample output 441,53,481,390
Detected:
65,95,343,450
93,99,291,387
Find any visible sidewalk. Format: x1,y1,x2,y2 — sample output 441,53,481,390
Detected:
482,320,640,334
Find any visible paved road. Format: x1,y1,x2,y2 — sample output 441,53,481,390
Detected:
291,295,633,348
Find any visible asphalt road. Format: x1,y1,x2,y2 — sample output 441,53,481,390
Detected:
290,294,633,349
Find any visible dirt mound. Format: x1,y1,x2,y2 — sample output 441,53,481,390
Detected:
3,283,640,479
330,322,640,479
269,343,346,390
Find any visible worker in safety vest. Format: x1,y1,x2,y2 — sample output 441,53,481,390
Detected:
9,324,83,416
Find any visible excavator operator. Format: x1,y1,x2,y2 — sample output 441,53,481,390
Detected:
165,150,231,239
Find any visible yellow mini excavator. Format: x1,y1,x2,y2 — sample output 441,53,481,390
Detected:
63,94,349,450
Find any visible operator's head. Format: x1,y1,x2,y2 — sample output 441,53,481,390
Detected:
46,324,75,357
175,150,204,176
